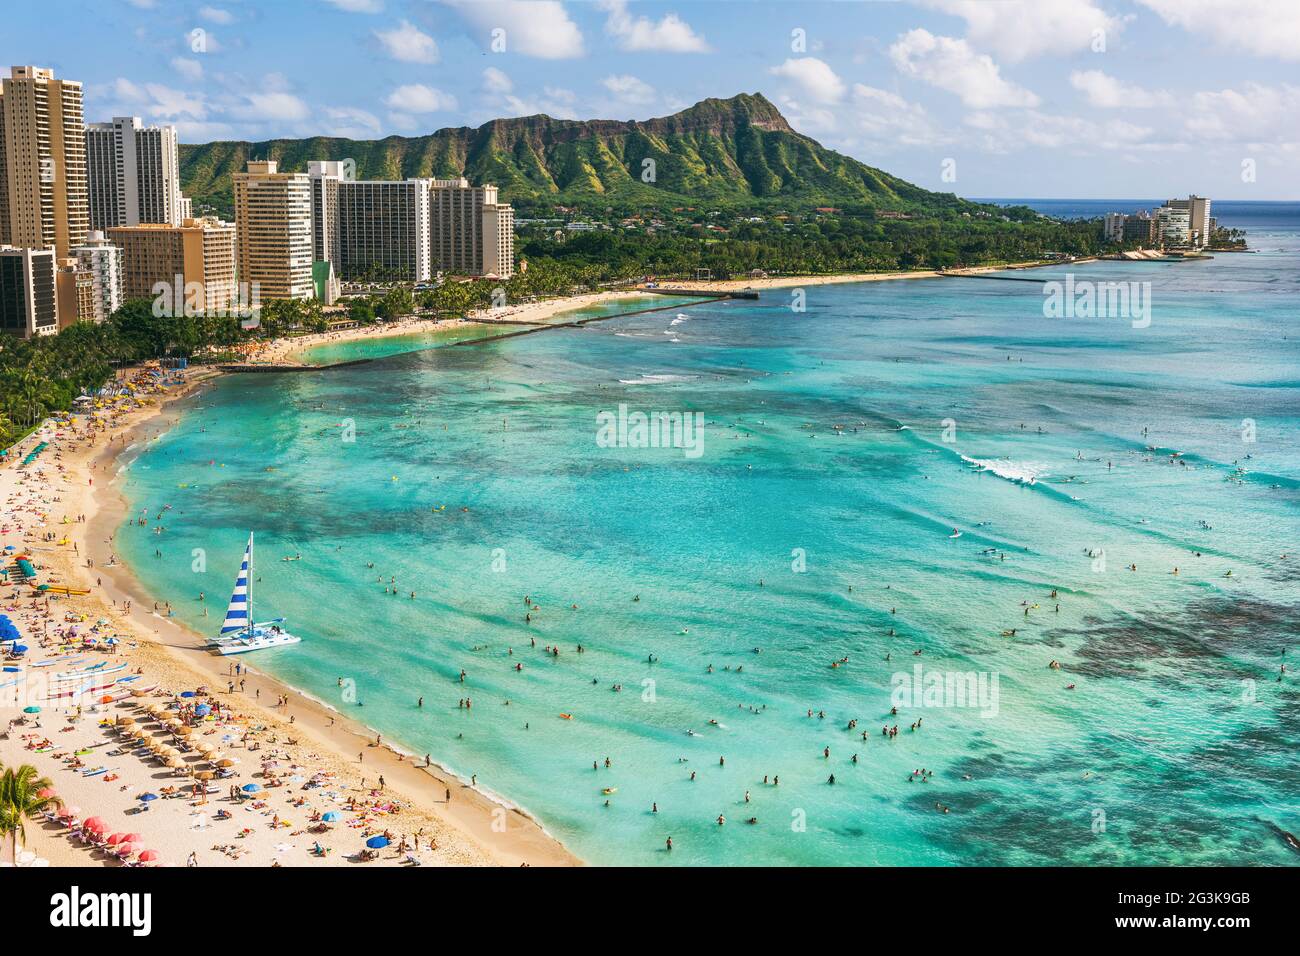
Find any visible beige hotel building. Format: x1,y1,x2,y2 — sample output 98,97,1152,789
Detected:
0,65,89,258
108,217,237,315
233,160,314,300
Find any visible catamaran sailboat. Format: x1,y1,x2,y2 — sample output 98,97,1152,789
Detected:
207,533,302,656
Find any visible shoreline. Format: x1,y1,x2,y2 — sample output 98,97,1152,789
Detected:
255,262,1074,367
2,371,579,867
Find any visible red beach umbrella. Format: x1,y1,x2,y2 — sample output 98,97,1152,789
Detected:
107,832,128,845
83,817,108,832
36,788,56,799
137,849,159,862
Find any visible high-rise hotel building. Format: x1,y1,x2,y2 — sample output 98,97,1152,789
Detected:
0,66,89,258
233,160,314,300
86,116,186,230
429,178,514,279
309,163,432,282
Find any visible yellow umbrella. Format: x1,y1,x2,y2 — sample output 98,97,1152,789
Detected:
215,758,234,768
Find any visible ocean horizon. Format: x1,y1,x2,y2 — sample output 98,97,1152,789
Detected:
114,200,1300,866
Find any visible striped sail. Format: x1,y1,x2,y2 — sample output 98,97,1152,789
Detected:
219,534,253,635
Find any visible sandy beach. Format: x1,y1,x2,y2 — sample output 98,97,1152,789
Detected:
0,368,578,868
259,290,660,366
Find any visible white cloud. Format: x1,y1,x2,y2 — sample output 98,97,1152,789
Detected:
322,0,383,12
441,0,583,59
234,91,311,122
850,84,946,146
1185,83,1300,144
961,109,1153,151
374,20,439,63
482,67,513,94
1070,70,1173,108
385,83,457,113
775,84,946,152
890,29,1039,108
769,57,846,104
199,5,234,24
918,0,1124,62
170,57,203,82
1138,0,1300,60
111,78,207,120
599,0,709,53
488,87,579,121
602,74,655,105
322,106,382,137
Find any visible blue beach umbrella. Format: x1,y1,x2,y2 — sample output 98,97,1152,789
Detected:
23,706,40,713
193,704,211,717
12,645,27,654
179,691,196,698
365,836,389,849
321,811,340,822
138,793,158,802
241,783,261,793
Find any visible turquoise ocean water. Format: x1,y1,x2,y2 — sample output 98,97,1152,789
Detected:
117,204,1299,866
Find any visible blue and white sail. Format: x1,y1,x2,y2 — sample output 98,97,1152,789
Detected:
219,533,253,635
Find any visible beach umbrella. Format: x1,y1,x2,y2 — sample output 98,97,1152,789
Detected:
118,716,135,725
196,741,214,753
83,817,107,832
194,771,213,781
216,758,234,768
241,783,261,793
193,704,211,717
365,835,389,849
58,806,81,819
106,833,129,845
167,758,186,770
175,724,193,735
137,793,157,803
321,811,340,822
36,788,56,799
179,691,196,698
137,850,159,863
22,705,39,713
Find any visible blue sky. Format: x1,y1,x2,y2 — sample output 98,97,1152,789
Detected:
3,0,1298,199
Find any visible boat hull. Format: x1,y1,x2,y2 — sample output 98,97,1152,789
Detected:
208,622,302,655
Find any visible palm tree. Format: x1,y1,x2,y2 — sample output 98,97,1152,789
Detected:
0,763,58,864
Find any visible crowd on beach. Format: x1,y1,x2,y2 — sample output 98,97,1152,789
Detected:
0,370,499,867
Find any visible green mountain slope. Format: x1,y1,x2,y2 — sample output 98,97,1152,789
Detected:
178,92,965,217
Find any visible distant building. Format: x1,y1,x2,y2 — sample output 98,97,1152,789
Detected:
71,230,123,322
1103,213,1128,243
108,217,237,314
0,66,89,257
1155,204,1192,246
0,244,58,337
1164,195,1211,246
85,116,187,230
233,160,314,300
1121,213,1158,246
